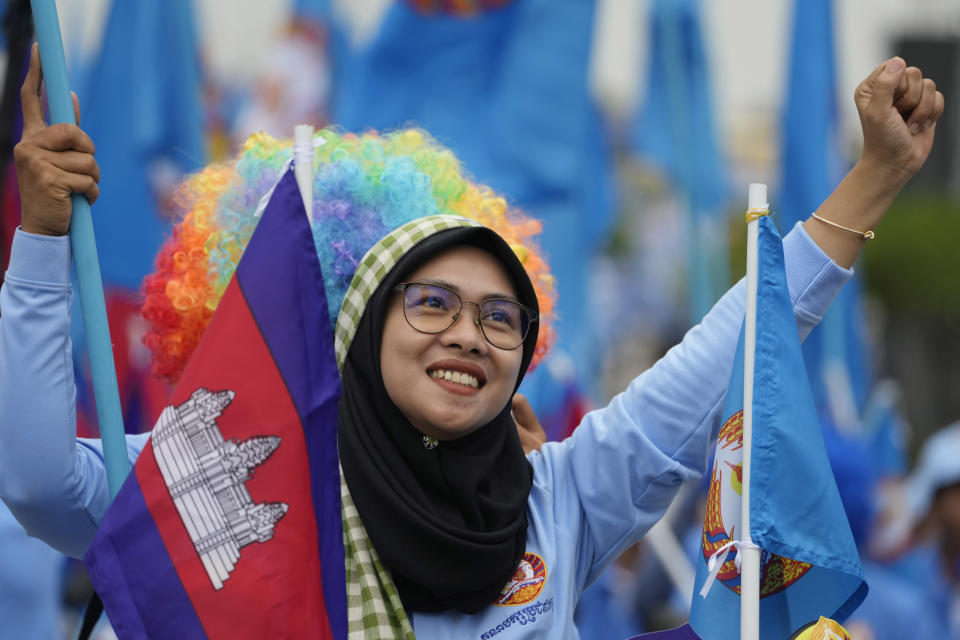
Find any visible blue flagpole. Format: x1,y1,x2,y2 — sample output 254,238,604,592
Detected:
30,0,129,497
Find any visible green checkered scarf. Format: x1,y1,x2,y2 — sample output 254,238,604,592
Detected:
335,215,481,638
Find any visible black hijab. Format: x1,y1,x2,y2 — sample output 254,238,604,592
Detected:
338,227,538,614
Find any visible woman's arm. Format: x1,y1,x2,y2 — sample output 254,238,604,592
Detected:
534,58,946,588
0,231,150,558
0,44,147,559
534,223,849,588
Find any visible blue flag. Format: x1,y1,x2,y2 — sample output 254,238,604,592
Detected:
77,0,206,289
631,0,728,321
632,0,725,217
331,1,613,400
292,0,330,23
688,216,866,639
861,382,908,477
778,0,870,418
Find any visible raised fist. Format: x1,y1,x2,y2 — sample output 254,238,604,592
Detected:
855,57,945,179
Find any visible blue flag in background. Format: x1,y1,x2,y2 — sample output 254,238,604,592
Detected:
78,0,205,289
689,216,866,639
632,0,725,216
292,0,330,24
778,0,871,419
631,0,728,321
331,1,613,403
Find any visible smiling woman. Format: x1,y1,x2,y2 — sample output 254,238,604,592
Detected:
339,225,537,622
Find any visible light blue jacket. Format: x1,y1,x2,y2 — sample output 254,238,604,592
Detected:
0,224,850,639
0,501,63,640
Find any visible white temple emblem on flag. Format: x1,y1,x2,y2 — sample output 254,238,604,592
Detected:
151,388,287,590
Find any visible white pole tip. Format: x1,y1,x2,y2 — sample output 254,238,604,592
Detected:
294,124,314,140
748,183,768,211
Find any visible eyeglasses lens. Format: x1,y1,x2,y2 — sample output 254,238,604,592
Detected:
402,284,460,333
478,299,528,348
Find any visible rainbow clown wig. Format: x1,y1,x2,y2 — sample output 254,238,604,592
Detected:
142,128,556,383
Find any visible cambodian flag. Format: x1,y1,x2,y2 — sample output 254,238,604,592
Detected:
688,216,866,638
84,170,347,639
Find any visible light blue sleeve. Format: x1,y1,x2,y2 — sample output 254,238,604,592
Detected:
0,500,63,640
0,229,149,559
529,222,853,590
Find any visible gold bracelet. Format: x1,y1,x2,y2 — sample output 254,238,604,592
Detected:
810,213,875,240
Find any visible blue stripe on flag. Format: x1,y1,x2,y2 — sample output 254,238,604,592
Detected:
84,473,207,639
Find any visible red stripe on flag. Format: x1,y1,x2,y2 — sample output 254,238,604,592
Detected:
137,279,333,638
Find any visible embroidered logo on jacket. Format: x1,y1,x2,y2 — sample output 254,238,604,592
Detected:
494,552,547,606
480,598,554,639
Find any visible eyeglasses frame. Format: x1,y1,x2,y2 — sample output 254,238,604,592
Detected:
393,281,538,351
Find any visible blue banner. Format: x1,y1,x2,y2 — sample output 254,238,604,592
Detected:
778,0,870,417
78,0,206,289
330,1,613,401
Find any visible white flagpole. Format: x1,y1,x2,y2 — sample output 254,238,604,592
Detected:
294,124,315,222
646,500,696,605
740,183,766,640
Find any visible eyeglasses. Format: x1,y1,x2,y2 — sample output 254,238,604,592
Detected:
393,282,537,350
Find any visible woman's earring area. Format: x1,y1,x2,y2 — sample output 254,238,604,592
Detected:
422,435,439,450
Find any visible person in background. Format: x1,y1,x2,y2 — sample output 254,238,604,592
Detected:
890,422,960,638
821,422,951,639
